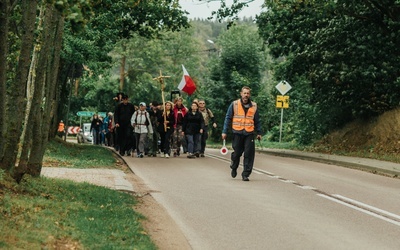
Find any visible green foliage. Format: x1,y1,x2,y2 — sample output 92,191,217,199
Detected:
59,0,191,124
203,23,267,141
257,0,400,144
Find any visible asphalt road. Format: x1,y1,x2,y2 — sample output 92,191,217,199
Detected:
124,148,400,250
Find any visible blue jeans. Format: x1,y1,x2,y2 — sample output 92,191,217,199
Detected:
186,133,201,154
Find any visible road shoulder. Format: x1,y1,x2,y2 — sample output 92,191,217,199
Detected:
124,166,191,250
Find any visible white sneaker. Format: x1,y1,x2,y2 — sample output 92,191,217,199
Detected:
165,153,169,158
161,153,165,158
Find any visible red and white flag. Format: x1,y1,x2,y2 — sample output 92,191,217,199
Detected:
178,65,196,95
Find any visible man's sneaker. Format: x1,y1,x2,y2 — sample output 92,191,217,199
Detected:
195,152,200,158
165,153,170,158
187,153,195,159
231,169,237,178
140,153,144,158
200,153,205,157
242,176,249,181
161,153,164,158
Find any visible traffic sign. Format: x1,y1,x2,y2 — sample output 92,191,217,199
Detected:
276,95,289,108
275,80,292,95
77,111,95,117
77,111,107,117
67,126,81,134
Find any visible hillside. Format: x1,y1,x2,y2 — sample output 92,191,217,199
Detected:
312,108,400,162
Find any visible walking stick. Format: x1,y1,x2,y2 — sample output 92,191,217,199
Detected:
153,70,170,132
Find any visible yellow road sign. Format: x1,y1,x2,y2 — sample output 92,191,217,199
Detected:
276,95,289,108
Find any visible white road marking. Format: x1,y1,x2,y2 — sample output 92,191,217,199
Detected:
298,185,316,190
317,194,400,227
281,180,296,183
252,169,263,175
270,175,281,179
333,194,400,221
208,152,400,227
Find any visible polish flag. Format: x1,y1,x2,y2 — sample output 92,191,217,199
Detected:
178,65,196,95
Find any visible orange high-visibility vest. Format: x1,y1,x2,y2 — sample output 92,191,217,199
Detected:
232,99,257,132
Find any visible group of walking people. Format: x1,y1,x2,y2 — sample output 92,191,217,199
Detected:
111,94,217,159
90,85,262,182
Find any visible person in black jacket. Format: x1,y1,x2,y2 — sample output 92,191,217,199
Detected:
148,101,162,157
114,95,136,156
90,114,102,145
158,101,175,158
182,101,205,158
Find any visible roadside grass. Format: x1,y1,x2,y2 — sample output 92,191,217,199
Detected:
43,138,117,168
0,139,156,249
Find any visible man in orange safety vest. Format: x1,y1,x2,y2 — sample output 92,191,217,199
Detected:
222,86,262,181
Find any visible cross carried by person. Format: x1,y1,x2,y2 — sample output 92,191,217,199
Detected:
153,70,171,131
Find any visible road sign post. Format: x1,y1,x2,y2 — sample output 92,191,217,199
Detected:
275,81,292,143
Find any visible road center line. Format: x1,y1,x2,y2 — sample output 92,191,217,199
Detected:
208,152,400,226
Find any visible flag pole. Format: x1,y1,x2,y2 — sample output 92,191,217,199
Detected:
153,70,170,132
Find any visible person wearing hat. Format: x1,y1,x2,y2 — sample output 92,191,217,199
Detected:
114,94,136,156
148,101,162,157
131,102,153,158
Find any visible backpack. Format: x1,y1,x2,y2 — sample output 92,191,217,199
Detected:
206,108,212,118
135,111,150,126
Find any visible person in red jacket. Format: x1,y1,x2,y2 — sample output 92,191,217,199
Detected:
172,97,188,156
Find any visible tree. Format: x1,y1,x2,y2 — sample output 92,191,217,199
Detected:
1,0,191,182
257,0,400,144
203,23,266,140
0,0,10,159
0,0,38,173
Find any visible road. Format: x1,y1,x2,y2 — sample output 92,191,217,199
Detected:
125,148,400,250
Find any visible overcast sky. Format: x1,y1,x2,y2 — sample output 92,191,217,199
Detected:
179,0,265,19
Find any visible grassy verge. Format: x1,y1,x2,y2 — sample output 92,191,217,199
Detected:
43,138,117,169
0,139,156,249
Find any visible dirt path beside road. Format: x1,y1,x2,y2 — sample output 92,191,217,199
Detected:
122,163,191,250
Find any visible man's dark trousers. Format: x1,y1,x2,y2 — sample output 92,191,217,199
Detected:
200,126,209,154
118,124,133,154
230,133,255,178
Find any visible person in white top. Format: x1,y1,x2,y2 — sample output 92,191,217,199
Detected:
131,102,153,158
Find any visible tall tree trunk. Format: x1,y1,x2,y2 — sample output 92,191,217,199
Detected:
0,0,37,171
25,3,53,177
0,0,9,160
27,4,64,177
14,5,45,182
119,43,126,91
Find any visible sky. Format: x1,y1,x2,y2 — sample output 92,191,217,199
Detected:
179,0,265,19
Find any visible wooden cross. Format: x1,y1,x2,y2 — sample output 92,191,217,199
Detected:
153,70,171,91
153,70,171,131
